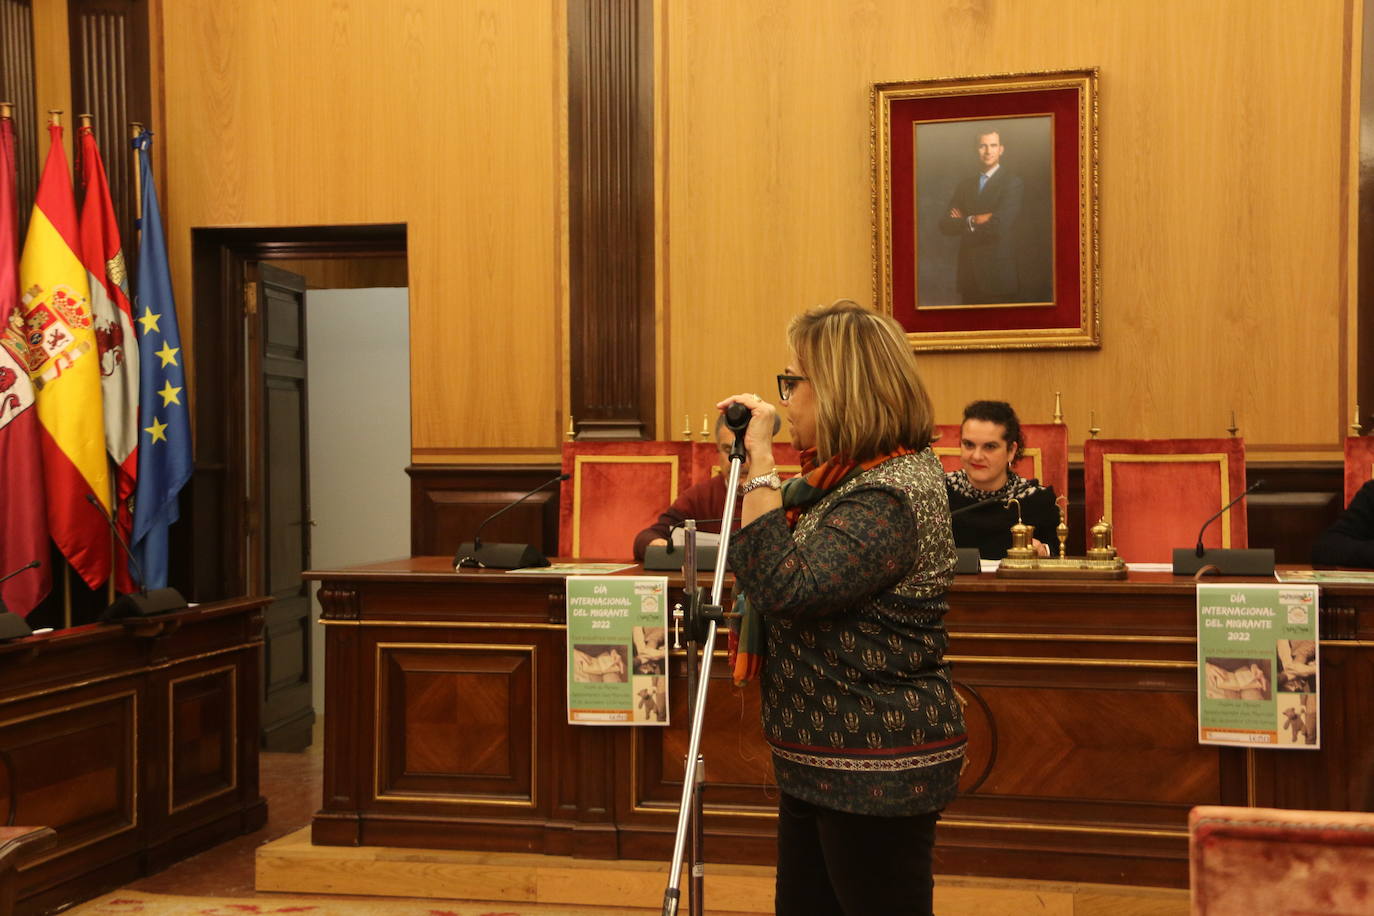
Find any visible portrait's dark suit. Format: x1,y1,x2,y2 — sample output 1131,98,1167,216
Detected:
939,168,1024,304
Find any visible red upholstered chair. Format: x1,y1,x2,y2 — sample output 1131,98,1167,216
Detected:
1191,805,1374,915
1083,438,1248,563
1344,436,1374,507
690,440,806,481
559,442,695,559
932,422,1069,494
931,424,965,474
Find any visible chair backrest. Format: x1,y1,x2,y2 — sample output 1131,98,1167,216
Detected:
1191,805,1374,915
932,422,1070,495
1083,438,1247,563
559,442,695,559
690,440,806,481
1344,436,1374,507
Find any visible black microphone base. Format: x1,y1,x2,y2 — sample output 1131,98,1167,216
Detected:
643,544,724,572
453,543,549,570
953,548,982,575
0,601,32,640
1172,548,1276,576
102,587,188,623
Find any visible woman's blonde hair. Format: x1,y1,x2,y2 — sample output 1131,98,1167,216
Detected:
787,299,934,463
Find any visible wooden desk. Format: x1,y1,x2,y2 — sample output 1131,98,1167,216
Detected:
0,597,268,914
308,559,1374,887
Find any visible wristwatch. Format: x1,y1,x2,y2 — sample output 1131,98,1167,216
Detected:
740,472,782,495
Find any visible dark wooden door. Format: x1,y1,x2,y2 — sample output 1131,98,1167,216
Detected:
251,263,315,750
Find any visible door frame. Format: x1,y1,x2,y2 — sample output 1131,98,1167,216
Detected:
187,225,407,603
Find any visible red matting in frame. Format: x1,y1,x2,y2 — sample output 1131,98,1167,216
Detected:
879,71,1093,348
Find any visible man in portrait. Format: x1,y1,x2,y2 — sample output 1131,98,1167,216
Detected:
939,130,1024,304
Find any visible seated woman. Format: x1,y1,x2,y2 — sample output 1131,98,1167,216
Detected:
945,400,1060,559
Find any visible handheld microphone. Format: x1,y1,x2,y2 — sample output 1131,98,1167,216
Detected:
454,473,569,570
1171,479,1274,576
1195,480,1263,557
85,493,188,621
724,402,750,462
0,561,42,640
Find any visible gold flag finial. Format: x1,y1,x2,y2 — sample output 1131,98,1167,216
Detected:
1088,410,1100,439
1351,404,1362,437
1052,391,1064,425
682,413,692,441
1227,411,1239,438
565,415,575,442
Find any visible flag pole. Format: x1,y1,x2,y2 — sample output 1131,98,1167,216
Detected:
79,112,120,607
49,110,75,628
130,122,143,229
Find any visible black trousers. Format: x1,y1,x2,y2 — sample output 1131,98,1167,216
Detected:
774,792,939,916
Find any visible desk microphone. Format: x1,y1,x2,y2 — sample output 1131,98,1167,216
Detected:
454,473,569,570
950,496,1008,517
85,493,188,621
0,561,41,640
1194,480,1263,557
1171,479,1274,576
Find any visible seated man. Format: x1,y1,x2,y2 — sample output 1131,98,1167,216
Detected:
632,412,781,560
1312,480,1374,568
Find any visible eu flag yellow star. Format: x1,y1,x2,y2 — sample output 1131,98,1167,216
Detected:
158,380,183,406
145,416,168,443
155,341,179,367
138,306,161,334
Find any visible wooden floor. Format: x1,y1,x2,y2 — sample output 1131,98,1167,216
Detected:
257,826,1190,915
103,722,1188,915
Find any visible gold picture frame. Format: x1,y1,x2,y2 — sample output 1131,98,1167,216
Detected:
872,68,1100,352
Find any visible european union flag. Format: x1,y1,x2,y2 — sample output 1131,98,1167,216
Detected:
130,130,191,589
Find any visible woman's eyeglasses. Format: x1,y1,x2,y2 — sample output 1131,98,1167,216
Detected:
776,374,807,403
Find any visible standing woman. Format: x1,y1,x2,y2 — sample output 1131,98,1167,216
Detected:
720,301,964,916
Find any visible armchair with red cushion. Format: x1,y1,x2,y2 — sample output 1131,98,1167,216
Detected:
1083,438,1248,563
559,442,695,559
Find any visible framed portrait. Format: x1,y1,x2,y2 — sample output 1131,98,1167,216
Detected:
872,69,1100,351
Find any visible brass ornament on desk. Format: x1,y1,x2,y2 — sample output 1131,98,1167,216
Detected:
1088,410,1100,438
1351,404,1362,437
1055,494,1069,559
565,415,576,441
996,499,1127,579
700,414,711,441
1003,498,1038,560
1227,410,1239,438
682,413,692,441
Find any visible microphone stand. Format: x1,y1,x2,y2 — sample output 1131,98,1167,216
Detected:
661,405,749,916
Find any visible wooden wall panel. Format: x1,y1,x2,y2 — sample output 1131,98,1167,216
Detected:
663,0,1355,460
269,256,408,290
159,0,564,460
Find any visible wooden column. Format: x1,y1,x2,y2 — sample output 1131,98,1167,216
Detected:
567,0,655,441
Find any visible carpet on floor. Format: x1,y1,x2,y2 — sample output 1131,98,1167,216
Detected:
64,891,650,916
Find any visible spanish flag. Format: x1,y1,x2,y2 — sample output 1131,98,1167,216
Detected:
19,123,110,589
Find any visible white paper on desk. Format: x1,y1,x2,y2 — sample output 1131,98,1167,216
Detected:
1126,562,1173,572
979,559,1000,573
671,528,721,548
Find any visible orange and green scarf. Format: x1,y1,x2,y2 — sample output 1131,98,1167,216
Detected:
727,446,915,685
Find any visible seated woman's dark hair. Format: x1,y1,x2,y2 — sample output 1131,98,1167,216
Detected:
961,400,1024,455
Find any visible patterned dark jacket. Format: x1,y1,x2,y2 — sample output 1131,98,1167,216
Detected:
730,449,965,816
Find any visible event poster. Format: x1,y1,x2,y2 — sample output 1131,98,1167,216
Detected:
1197,583,1319,748
566,576,669,726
